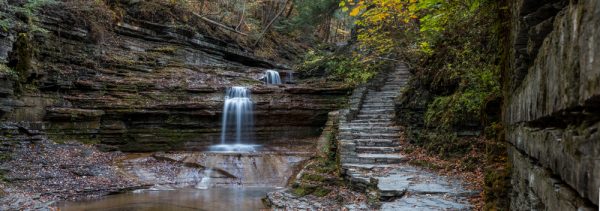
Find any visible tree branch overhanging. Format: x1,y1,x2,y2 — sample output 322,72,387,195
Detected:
192,12,248,36
253,0,289,46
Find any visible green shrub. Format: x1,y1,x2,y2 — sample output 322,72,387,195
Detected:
0,64,17,79
296,49,382,85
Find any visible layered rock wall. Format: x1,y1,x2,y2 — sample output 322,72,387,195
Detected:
0,2,349,151
505,0,599,209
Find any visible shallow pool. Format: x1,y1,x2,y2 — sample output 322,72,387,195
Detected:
59,187,274,211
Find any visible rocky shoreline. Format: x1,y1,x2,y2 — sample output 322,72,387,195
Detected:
0,121,324,210
0,122,144,210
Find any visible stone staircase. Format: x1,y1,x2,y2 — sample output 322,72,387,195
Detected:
339,64,410,171
338,64,473,210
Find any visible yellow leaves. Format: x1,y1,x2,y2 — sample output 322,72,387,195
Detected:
419,41,434,55
341,0,422,64
350,7,361,16
348,0,365,17
407,3,417,12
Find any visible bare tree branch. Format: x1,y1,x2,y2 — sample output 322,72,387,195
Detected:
236,0,246,31
253,0,289,46
192,12,248,36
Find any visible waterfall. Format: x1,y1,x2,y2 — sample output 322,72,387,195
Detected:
264,70,282,85
210,86,258,152
195,168,212,190
285,70,294,83
220,86,253,144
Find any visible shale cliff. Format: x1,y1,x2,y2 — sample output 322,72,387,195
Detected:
0,1,349,152
505,0,599,209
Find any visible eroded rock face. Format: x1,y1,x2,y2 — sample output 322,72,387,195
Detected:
505,0,599,209
0,2,349,152
121,151,312,188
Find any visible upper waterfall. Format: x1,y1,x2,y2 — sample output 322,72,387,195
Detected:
264,70,282,85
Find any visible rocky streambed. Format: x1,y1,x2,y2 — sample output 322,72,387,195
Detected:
0,127,317,210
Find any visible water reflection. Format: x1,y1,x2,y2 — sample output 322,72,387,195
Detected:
59,187,273,211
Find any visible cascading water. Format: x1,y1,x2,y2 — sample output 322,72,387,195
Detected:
195,168,213,189
210,86,258,152
285,70,294,84
264,70,282,85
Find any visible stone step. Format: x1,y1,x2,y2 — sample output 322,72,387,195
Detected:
364,97,396,100
363,98,395,101
350,120,394,124
360,107,395,111
361,103,393,107
351,133,400,139
359,109,395,114
339,127,400,133
356,153,407,164
369,91,398,94
361,105,396,109
354,139,399,147
358,109,395,115
356,114,394,119
366,91,398,94
362,100,395,104
342,163,395,170
356,146,400,153
350,121,394,125
366,93,397,96
345,122,394,127
385,80,408,83
352,117,394,120
366,94,398,99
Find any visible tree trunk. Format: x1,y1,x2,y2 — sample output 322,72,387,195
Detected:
253,0,289,46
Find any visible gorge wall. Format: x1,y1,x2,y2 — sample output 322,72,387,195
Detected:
505,0,599,209
0,1,349,152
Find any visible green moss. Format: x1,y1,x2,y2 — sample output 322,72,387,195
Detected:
0,19,9,32
0,64,17,79
291,185,315,197
315,161,337,174
149,46,178,55
313,187,331,197
483,163,511,210
412,130,474,158
301,173,325,182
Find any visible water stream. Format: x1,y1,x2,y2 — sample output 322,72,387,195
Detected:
210,87,258,152
59,187,274,211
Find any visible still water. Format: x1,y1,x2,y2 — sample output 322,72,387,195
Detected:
59,187,274,211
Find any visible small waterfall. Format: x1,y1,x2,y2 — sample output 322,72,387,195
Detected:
195,168,213,189
220,87,253,144
264,70,282,85
285,70,294,84
210,86,258,152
